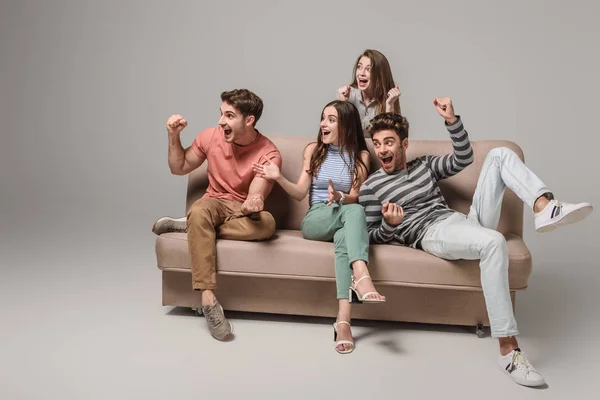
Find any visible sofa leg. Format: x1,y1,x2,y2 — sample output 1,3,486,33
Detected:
192,307,203,317
475,322,485,338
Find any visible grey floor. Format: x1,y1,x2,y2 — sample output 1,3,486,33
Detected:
1,231,598,400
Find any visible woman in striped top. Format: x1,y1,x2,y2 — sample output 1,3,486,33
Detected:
253,100,384,354
337,49,402,137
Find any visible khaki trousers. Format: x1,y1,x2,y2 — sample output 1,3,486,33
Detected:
186,197,276,290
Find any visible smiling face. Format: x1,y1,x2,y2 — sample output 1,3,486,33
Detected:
371,129,408,174
355,56,372,93
218,101,254,143
320,106,340,145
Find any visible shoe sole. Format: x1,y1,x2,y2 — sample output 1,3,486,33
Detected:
536,203,593,233
499,365,546,387
211,322,234,341
349,288,386,304
350,299,386,304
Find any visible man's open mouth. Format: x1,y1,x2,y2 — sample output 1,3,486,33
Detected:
380,155,393,167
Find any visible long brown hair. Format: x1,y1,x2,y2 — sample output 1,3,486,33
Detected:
307,100,369,189
349,49,400,115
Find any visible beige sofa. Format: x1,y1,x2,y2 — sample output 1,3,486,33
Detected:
155,136,532,333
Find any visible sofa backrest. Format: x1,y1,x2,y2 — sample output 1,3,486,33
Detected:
186,135,524,237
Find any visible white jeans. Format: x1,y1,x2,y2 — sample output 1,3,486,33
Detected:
421,147,549,338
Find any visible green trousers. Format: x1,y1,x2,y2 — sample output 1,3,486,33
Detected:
300,202,370,299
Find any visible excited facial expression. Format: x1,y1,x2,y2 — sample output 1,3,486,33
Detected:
320,106,340,145
218,102,252,143
356,56,372,93
372,129,407,173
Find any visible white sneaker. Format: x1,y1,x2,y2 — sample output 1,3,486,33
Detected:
535,199,593,232
152,216,187,235
498,348,546,387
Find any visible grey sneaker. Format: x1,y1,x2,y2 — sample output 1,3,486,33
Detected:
152,216,187,235
202,301,234,341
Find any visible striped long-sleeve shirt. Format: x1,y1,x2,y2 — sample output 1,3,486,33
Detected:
359,117,474,247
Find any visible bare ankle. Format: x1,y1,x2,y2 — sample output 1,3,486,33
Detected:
201,290,217,306
351,260,369,278
534,193,552,213
499,336,519,356
337,300,351,323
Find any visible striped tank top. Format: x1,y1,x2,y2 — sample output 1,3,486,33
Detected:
309,145,354,206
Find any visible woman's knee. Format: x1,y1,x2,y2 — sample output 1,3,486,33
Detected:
343,203,366,217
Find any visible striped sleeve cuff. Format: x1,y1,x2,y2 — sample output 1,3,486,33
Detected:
446,115,464,135
380,220,397,235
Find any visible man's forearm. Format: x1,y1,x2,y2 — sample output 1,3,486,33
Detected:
168,135,186,175
248,177,274,202
427,117,474,179
446,117,474,172
368,221,396,244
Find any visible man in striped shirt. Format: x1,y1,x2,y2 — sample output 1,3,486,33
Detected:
359,97,593,387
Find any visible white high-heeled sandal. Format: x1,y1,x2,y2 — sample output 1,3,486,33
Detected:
349,275,386,304
333,321,354,354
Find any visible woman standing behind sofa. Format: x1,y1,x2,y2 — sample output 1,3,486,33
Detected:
252,100,384,354
338,49,402,137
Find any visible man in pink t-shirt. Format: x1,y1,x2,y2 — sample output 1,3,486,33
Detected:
157,89,281,341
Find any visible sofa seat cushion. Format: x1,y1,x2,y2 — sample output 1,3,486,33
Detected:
156,229,532,290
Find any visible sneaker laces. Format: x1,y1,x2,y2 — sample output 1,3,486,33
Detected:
205,304,224,327
508,350,535,374
165,220,187,232
550,200,563,218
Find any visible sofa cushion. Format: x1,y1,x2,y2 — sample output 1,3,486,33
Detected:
156,230,532,290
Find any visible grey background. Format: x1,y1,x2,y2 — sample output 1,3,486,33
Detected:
0,0,598,399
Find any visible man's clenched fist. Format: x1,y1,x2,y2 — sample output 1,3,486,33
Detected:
382,201,404,226
433,98,457,125
241,194,265,215
167,114,188,136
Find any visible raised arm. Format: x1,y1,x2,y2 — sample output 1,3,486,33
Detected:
422,98,474,180
253,143,317,202
385,84,402,114
338,85,351,101
167,114,205,175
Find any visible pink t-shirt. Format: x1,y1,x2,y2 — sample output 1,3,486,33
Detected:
191,126,282,203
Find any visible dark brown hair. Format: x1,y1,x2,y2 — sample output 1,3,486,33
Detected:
220,89,263,126
350,49,400,115
307,100,369,189
367,113,409,140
